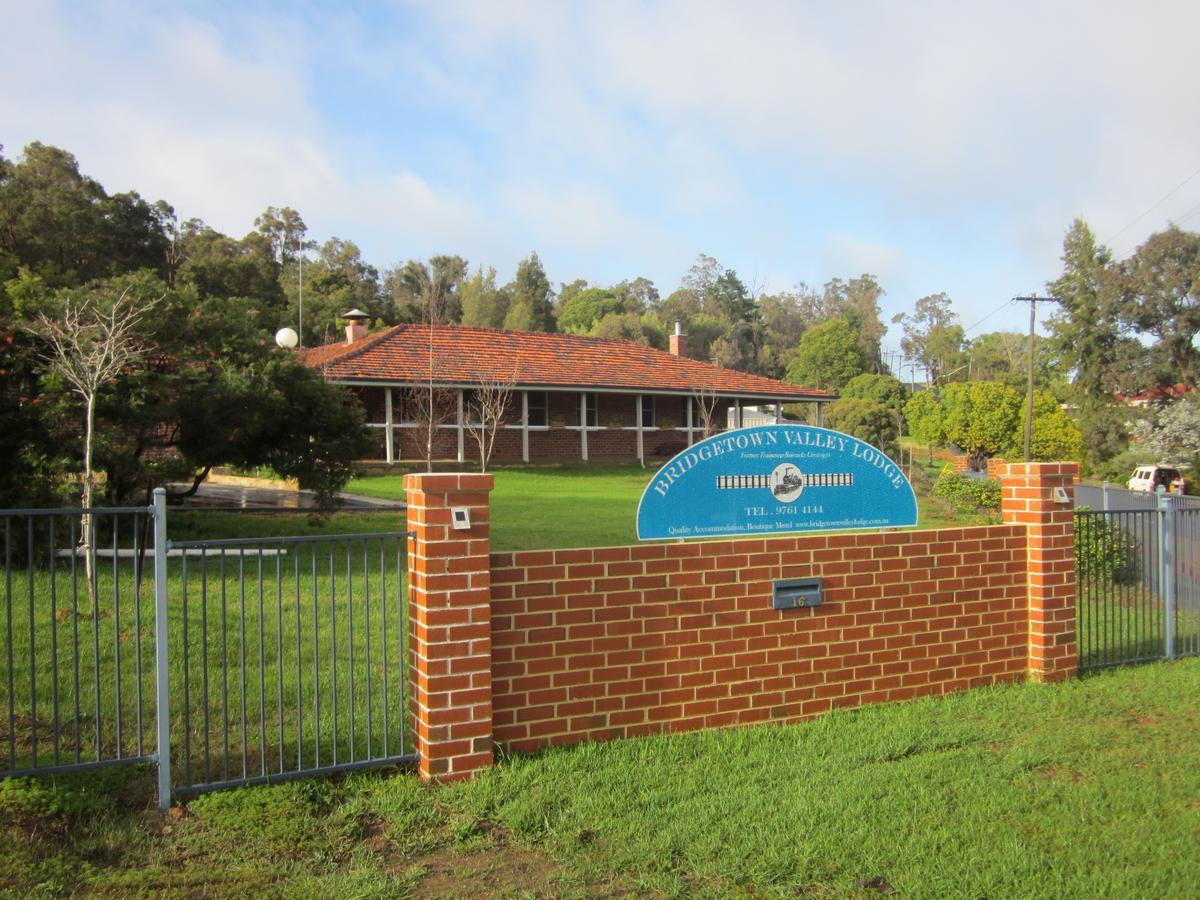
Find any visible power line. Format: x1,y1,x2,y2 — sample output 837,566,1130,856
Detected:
1112,195,1200,259
962,298,1015,336
1172,197,1200,228
1102,161,1200,247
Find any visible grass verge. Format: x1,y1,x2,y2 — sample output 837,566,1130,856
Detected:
4,659,1200,896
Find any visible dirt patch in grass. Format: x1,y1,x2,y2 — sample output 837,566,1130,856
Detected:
401,832,569,899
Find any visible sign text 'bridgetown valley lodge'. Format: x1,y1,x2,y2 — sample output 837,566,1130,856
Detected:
636,425,918,540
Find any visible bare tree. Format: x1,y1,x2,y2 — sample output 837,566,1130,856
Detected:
411,260,463,472
465,372,517,473
692,388,721,439
404,386,457,473
33,287,157,600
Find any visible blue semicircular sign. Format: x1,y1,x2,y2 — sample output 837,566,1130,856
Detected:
636,424,917,540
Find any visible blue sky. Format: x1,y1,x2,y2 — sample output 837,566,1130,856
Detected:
5,0,1200,360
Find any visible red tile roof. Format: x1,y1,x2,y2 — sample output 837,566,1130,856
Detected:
299,324,832,401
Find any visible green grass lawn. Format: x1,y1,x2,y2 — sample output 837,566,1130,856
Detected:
4,658,1200,896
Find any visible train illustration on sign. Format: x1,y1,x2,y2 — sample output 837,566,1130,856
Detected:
772,467,804,498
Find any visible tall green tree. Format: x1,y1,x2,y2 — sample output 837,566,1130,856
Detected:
757,291,809,378
612,276,659,313
785,318,866,391
1110,226,1200,390
254,206,310,266
175,221,286,312
1047,219,1124,469
0,142,170,287
289,238,384,345
822,275,886,373
387,255,468,325
503,252,555,332
892,293,966,387
459,265,509,328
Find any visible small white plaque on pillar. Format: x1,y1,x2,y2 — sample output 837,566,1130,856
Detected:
450,507,471,530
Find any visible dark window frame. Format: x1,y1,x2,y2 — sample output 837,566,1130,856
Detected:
526,390,549,427
641,395,655,428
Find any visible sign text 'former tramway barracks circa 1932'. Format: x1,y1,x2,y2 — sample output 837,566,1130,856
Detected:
636,424,917,541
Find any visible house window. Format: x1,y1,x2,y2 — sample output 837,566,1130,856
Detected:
527,391,548,427
583,392,598,428
640,395,655,428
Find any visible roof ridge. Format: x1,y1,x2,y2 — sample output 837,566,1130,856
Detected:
309,325,402,368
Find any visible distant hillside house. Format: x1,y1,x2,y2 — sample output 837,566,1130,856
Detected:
300,312,834,465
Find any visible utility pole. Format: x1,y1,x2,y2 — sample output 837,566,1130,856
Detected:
1013,295,1050,461
297,239,304,349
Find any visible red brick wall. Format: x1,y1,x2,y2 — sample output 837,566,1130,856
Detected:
488,525,1028,752
405,462,1076,779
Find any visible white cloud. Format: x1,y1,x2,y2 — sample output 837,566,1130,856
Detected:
5,0,1200,324
1,0,487,267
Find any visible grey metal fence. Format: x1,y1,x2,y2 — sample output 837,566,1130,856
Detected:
1,489,413,809
1076,491,1200,672
167,526,414,799
1,504,162,779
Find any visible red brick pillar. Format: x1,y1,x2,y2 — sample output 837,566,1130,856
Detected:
999,462,1078,681
405,473,494,780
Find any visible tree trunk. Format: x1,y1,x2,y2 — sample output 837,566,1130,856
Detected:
82,392,97,608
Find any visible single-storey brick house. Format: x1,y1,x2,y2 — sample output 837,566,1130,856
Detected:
300,312,834,465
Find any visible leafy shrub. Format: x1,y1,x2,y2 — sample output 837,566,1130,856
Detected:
824,397,898,459
932,465,1002,518
1075,508,1141,585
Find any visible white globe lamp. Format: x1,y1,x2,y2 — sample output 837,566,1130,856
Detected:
275,327,299,349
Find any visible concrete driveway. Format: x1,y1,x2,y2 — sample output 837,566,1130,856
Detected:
171,481,404,511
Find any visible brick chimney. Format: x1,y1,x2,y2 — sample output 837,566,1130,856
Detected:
343,308,369,344
669,321,688,357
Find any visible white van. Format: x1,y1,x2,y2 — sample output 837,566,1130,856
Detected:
1127,465,1185,494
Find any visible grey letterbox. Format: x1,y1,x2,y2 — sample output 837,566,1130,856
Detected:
772,577,823,610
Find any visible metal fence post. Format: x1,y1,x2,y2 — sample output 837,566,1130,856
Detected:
152,489,172,810
1160,490,1177,661
1102,480,1110,512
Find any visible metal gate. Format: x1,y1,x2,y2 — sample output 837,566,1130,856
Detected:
1,489,414,808
1076,490,1200,672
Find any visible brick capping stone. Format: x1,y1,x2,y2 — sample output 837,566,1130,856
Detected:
404,461,1079,772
